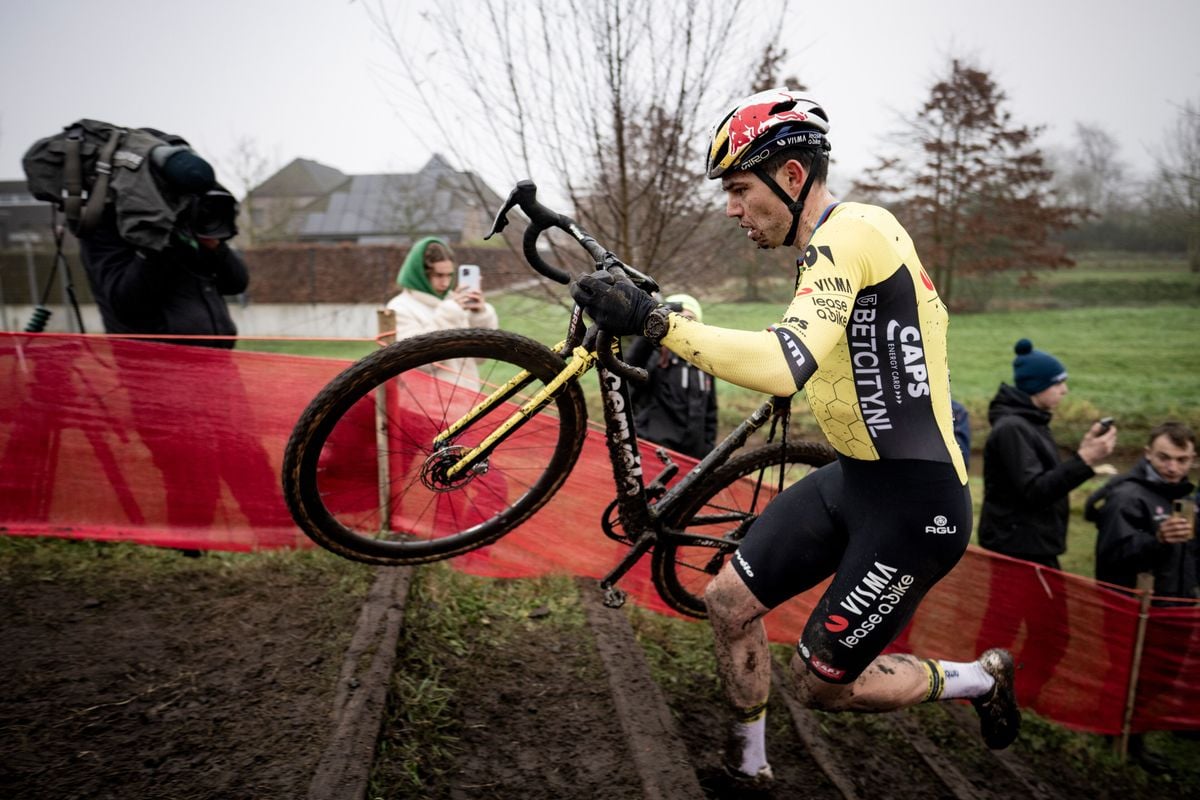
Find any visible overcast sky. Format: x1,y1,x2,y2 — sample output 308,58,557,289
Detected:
2,0,1198,198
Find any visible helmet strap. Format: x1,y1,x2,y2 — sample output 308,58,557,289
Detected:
753,153,826,247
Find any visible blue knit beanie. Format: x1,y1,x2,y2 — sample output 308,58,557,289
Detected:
1012,339,1068,395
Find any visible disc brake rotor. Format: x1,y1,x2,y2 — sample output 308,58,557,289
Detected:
420,445,488,492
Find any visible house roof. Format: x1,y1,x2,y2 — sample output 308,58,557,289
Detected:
292,154,502,241
251,158,348,199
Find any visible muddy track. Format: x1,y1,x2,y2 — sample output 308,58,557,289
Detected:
3,551,1181,800
357,571,1074,799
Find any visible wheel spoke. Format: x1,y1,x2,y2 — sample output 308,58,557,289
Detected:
283,330,588,565
652,443,835,618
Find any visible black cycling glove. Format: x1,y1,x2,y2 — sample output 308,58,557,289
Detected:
568,269,658,337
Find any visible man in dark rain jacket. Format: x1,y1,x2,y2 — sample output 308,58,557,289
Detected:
1086,421,1196,773
1088,421,1197,600
77,143,247,349
973,338,1118,705
978,339,1116,568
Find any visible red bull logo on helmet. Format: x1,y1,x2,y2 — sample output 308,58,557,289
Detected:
728,96,808,154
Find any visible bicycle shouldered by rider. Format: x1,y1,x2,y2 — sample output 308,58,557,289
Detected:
570,87,1019,787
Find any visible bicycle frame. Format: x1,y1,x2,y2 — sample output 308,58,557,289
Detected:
423,316,794,604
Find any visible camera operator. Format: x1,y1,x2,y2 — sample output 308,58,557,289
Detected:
78,145,247,349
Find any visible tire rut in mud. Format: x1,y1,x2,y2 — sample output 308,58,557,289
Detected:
377,573,1044,799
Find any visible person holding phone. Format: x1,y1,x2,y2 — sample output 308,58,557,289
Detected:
1085,420,1196,772
978,338,1117,568
1088,421,1197,598
385,237,498,341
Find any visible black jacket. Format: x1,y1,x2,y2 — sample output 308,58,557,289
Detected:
626,337,718,459
977,383,1095,559
80,208,248,349
1086,458,1197,599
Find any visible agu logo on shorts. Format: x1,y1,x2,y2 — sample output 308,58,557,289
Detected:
825,614,849,632
925,514,957,535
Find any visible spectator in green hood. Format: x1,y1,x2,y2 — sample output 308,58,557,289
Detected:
384,237,498,385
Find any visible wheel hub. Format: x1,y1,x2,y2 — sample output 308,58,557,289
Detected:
420,445,487,492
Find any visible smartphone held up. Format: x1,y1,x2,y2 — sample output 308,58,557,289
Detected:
1173,498,1197,540
457,264,482,292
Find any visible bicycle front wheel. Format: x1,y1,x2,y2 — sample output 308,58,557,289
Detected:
651,441,835,618
282,329,588,565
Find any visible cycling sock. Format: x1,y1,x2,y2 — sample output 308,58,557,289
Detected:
927,658,994,700
919,658,945,701
730,702,769,775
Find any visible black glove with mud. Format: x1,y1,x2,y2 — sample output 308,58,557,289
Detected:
568,269,658,337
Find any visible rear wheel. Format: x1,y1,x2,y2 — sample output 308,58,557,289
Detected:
282,329,588,565
651,441,836,618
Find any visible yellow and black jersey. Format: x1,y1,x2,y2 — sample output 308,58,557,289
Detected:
660,202,965,483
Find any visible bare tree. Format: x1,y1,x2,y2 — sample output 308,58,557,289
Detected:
363,0,791,294
1052,123,1126,216
217,137,283,246
852,58,1078,306
1148,99,1200,271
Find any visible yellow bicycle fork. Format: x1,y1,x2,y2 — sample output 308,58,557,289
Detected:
433,343,598,481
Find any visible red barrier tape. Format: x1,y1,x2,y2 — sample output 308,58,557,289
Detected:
1,333,1196,733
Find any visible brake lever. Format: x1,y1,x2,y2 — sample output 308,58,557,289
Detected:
602,254,659,296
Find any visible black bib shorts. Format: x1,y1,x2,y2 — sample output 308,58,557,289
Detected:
730,455,972,684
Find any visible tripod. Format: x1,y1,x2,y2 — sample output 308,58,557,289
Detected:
24,208,86,334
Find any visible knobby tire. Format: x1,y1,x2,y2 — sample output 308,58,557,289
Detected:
282,329,588,565
651,441,836,617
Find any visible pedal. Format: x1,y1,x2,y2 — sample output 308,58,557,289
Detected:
602,585,627,609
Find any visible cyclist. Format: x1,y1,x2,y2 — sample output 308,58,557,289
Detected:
570,88,1019,785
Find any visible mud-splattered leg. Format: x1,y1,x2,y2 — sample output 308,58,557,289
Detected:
705,564,773,779
790,650,931,711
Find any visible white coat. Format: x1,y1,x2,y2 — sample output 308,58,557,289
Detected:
384,289,499,387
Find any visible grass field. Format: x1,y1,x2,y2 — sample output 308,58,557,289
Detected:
238,337,379,361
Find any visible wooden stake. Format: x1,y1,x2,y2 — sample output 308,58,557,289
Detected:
375,309,397,534
1116,571,1155,760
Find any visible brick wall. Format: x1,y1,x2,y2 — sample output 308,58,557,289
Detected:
241,243,533,304
0,241,538,312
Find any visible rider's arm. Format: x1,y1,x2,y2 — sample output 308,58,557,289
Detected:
659,212,873,396
658,321,797,396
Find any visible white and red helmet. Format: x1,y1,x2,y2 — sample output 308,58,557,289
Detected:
706,88,830,179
